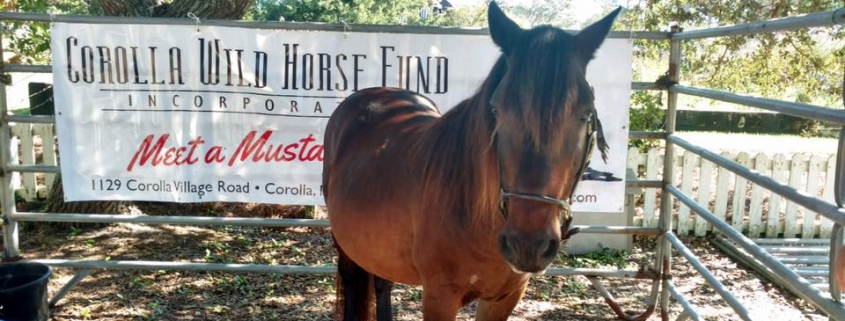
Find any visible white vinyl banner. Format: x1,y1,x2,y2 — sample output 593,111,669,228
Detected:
50,23,632,212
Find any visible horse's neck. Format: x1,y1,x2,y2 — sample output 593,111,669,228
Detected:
439,94,496,167
423,95,502,236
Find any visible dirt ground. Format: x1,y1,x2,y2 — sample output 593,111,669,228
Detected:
1,202,833,321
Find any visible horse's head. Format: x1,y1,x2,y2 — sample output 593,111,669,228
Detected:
487,2,620,274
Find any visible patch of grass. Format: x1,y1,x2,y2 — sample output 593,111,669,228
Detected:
78,307,92,320
11,108,30,116
235,234,253,246
138,299,166,321
528,275,555,299
150,300,166,315
559,246,631,269
580,247,630,267
316,276,335,293
563,278,588,293
203,241,233,263
128,275,151,289
233,275,250,290
408,287,422,301
68,226,82,238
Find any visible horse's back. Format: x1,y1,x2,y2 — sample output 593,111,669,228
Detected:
323,87,440,166
323,87,440,196
322,87,441,285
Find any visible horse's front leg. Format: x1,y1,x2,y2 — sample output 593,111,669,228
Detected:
474,282,529,321
421,282,464,321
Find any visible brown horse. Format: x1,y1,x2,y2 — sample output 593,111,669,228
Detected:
322,2,621,320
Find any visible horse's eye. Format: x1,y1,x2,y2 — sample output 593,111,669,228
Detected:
580,111,593,123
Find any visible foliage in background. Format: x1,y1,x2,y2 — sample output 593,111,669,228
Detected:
249,0,428,25
249,0,558,28
617,0,845,110
629,90,666,151
2,0,95,64
507,0,573,27
423,0,489,27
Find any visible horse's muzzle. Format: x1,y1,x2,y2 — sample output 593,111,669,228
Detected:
497,230,561,273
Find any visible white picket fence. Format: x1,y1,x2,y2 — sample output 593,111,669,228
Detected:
10,123,57,201
625,146,837,239
9,123,838,239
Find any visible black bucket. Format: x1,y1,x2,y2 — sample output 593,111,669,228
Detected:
0,263,52,321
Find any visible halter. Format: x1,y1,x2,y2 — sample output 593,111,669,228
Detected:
491,102,597,238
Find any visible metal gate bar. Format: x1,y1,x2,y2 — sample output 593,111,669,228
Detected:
670,85,845,125
669,135,845,225
667,185,845,319
664,232,753,321
672,8,845,40
714,236,837,292
665,280,702,321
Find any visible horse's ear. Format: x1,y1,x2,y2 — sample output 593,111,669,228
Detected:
487,1,522,53
575,6,622,63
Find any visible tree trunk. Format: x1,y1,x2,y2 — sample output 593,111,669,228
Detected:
99,0,252,19
46,0,254,216
46,176,125,214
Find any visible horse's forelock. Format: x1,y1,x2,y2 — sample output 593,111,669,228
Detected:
492,27,587,154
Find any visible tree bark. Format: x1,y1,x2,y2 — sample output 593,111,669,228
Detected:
46,0,254,216
98,0,252,18
155,0,253,19
99,0,159,17
46,176,125,215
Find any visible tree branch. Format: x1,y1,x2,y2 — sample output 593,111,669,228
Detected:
96,0,253,19
707,44,730,84
98,0,160,17
786,35,823,70
155,0,253,19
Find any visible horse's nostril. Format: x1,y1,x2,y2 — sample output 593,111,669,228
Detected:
498,234,512,255
536,238,550,255
541,239,559,260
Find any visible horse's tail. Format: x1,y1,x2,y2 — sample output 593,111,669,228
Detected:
334,268,345,320
333,236,375,321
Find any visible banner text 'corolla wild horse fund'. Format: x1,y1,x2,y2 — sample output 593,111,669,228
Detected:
50,23,632,213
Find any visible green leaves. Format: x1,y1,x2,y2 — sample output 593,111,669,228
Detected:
653,1,839,104
250,0,429,25
3,0,93,64
620,0,844,146
629,90,666,151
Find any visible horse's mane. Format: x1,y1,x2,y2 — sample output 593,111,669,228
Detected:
408,58,507,229
417,56,508,233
